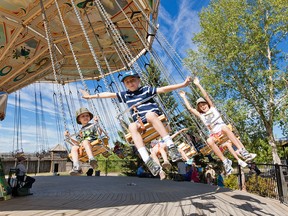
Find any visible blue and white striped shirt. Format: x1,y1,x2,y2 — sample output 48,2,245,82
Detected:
116,86,161,122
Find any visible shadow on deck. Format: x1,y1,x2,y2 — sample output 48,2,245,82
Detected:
0,175,287,216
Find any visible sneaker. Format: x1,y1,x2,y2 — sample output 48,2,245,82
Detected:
240,149,257,162
185,158,194,165
223,159,234,175
238,159,247,168
69,166,83,176
244,153,257,162
159,170,166,180
89,159,98,169
168,145,182,162
162,160,172,170
240,148,249,158
145,157,161,176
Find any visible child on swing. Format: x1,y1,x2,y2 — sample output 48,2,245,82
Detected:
150,128,193,167
179,77,256,175
64,107,100,176
80,71,192,177
149,128,194,180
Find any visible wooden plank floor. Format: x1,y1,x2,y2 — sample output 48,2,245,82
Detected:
0,175,287,216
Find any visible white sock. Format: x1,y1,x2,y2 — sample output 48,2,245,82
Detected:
138,147,150,163
223,158,228,164
89,157,95,161
162,135,174,148
73,161,80,168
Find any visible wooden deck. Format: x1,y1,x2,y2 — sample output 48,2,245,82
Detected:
0,175,287,216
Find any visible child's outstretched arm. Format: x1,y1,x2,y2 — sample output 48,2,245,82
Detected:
179,91,200,117
64,130,80,146
193,77,214,107
171,128,189,139
80,89,117,99
156,76,192,94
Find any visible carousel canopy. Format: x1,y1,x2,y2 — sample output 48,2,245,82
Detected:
0,0,159,93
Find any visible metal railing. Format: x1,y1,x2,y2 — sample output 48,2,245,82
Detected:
237,163,288,204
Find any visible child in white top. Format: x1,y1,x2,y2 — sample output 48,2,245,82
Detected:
179,77,256,175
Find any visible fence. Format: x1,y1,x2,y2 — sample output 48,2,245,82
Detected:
237,163,288,204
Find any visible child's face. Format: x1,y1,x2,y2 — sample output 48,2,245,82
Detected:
78,112,91,125
198,102,209,113
123,76,140,91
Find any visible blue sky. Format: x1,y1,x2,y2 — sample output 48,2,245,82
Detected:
0,0,210,153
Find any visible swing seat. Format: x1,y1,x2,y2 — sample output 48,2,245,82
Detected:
212,124,235,146
125,114,170,144
101,150,112,158
199,145,213,156
178,142,197,158
114,149,125,159
199,124,237,156
69,137,110,163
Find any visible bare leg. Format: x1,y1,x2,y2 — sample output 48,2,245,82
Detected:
150,150,160,165
82,140,94,159
221,125,244,150
146,112,169,137
222,142,240,160
71,146,80,163
207,137,226,161
129,122,145,149
178,148,189,161
159,146,169,162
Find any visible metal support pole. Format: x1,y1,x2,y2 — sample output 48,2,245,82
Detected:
275,163,284,203
238,165,242,190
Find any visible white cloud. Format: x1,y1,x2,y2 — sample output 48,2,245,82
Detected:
158,0,201,57
151,0,202,83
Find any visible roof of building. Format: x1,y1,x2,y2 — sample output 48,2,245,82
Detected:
50,144,67,152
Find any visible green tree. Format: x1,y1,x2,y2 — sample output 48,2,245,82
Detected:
185,0,288,164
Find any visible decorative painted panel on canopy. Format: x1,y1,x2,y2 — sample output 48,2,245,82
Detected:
0,0,159,93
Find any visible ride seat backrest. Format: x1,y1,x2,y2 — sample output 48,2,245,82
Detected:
125,114,170,144
69,137,110,163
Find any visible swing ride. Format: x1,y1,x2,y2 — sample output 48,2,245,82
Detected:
0,0,162,160
0,0,159,93
0,0,243,170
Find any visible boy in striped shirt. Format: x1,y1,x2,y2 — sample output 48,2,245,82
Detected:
81,71,192,177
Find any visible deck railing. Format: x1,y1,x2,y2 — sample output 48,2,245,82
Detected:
237,163,288,204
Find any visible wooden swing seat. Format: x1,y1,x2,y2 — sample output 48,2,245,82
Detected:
200,124,237,156
125,114,170,144
212,124,236,145
69,137,110,163
178,142,197,158
199,145,213,156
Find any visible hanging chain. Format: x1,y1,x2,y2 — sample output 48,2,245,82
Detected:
133,0,187,77
82,6,128,130
94,0,149,85
70,0,112,133
40,0,76,134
